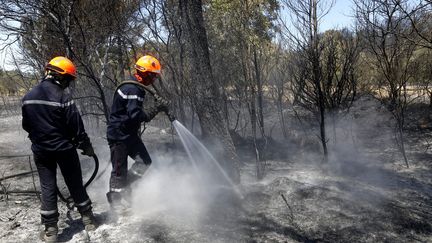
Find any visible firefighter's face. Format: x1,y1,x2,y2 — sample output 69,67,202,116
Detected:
137,71,158,86
60,74,76,89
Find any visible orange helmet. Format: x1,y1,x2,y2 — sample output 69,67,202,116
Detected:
135,55,161,74
46,56,77,78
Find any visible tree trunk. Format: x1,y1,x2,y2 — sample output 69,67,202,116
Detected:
276,83,288,138
248,82,263,180
178,0,240,183
398,125,409,168
253,48,265,138
253,48,266,179
310,0,328,160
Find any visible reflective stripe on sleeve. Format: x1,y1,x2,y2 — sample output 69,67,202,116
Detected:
63,100,74,107
117,89,144,101
22,99,74,108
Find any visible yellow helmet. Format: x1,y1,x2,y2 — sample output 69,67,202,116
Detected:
135,55,161,74
46,56,77,78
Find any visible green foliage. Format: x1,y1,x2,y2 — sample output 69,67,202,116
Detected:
208,0,278,44
206,0,279,90
413,48,432,86
0,68,36,95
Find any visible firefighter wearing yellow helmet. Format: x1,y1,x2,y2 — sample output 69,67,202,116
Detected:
106,55,169,209
22,56,97,242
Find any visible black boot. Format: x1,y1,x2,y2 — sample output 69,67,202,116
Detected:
107,191,124,211
127,163,149,185
81,209,98,231
106,188,133,215
106,191,122,205
39,224,58,243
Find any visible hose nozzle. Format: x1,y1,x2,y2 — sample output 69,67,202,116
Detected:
165,110,176,122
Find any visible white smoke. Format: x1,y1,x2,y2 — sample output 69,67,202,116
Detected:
131,154,207,222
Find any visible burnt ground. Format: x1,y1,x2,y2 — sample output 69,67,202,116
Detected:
0,95,432,243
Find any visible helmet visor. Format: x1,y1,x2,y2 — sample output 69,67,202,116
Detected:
46,63,65,74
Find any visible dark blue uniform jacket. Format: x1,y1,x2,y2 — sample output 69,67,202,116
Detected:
22,78,90,152
107,81,151,141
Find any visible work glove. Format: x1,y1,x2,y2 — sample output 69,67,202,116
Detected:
154,95,170,113
166,111,176,122
79,140,95,157
143,106,158,122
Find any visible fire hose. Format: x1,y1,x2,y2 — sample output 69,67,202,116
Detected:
57,154,99,209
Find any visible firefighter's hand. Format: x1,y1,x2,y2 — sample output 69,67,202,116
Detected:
155,95,169,113
80,142,95,157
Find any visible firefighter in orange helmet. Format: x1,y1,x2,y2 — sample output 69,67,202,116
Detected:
22,56,97,242
106,55,168,209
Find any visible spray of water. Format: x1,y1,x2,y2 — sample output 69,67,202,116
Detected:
124,119,245,237
172,120,242,198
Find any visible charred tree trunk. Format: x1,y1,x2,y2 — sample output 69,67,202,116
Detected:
310,0,328,160
248,82,264,179
253,48,265,138
178,0,240,183
277,87,288,138
253,48,266,179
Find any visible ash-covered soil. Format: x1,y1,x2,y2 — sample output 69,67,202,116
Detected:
1,95,432,242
